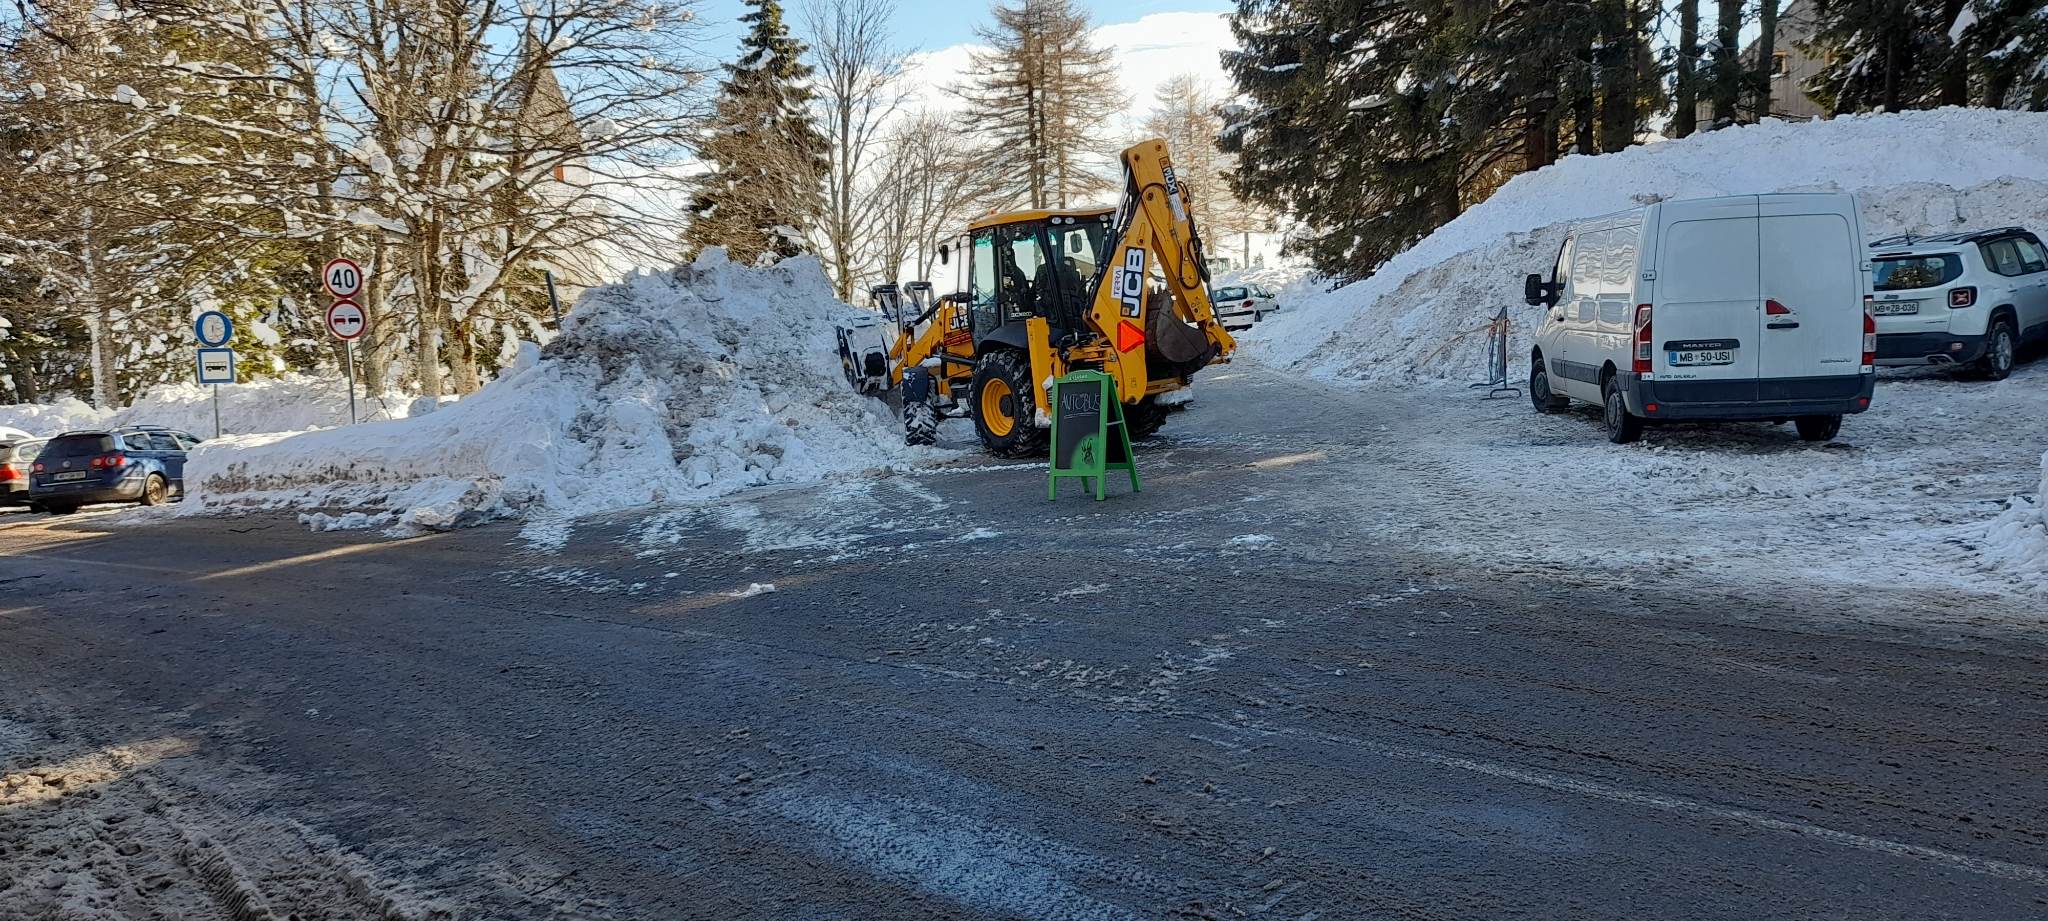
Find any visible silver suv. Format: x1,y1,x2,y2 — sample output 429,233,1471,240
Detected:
1868,227,2048,380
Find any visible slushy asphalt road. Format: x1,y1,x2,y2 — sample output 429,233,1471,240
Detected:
2,367,2044,920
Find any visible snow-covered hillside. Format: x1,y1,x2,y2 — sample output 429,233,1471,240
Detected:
1246,109,2048,382
179,251,941,534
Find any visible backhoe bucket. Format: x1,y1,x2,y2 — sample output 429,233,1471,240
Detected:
1143,288,1217,380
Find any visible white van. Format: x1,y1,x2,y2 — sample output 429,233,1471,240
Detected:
1522,193,1876,443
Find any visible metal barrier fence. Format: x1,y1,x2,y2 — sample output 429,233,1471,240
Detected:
1469,305,1521,400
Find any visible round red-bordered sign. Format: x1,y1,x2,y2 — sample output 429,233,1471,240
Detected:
322,257,365,299
326,299,368,341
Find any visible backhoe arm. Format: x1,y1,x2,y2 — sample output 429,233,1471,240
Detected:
1085,139,1238,404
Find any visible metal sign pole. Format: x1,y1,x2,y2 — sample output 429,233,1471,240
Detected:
544,270,563,325
213,387,222,439
344,339,359,425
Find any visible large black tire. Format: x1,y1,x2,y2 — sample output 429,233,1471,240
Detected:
1124,397,1170,440
1602,376,1643,444
904,400,938,446
1974,318,2016,381
1794,414,1843,442
969,349,1048,457
43,502,78,516
1529,357,1568,414
139,473,169,507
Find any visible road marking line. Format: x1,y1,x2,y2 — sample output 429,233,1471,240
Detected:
6,538,436,583
4,553,189,576
195,536,437,581
1305,727,2048,885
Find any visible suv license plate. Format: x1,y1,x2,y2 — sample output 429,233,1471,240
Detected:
53,471,88,481
1872,302,1920,316
1669,350,1735,367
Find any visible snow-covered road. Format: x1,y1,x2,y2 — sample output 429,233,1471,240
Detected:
1287,361,2048,620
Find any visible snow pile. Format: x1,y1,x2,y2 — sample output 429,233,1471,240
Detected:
182,251,935,531
1246,109,2048,382
1979,451,2048,583
0,398,104,437
0,374,410,439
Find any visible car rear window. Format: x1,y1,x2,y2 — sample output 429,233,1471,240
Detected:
1873,254,1962,290
45,435,116,458
5,442,45,461
1214,287,1248,300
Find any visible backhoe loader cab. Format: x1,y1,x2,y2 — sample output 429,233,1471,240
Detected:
841,139,1237,456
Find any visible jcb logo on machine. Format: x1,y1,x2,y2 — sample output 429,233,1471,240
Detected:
1116,250,1146,317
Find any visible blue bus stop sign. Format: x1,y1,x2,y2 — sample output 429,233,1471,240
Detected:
194,310,234,347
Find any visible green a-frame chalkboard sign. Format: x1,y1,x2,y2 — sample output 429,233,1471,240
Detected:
1048,369,1140,501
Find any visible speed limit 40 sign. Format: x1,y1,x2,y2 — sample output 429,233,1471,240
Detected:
322,257,365,299
326,299,368,341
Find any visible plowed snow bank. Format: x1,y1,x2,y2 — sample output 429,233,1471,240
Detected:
182,251,936,531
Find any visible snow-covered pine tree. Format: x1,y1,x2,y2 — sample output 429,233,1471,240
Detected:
1943,0,2048,110
955,0,1125,209
1221,0,1454,278
1803,0,1954,113
1223,0,1640,279
684,0,829,264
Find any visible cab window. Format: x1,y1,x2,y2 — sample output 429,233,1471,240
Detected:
968,230,999,335
1552,237,1575,297
997,223,1046,323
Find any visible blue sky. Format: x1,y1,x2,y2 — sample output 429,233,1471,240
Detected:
693,0,1235,61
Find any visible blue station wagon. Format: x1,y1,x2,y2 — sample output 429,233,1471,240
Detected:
28,426,201,514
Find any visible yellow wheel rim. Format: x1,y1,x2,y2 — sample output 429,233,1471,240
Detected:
980,377,1015,438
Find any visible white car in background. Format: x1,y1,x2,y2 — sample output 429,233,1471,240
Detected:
1868,227,2048,380
1211,285,1258,331
1247,283,1280,318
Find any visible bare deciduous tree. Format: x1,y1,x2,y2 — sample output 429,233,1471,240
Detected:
803,0,908,301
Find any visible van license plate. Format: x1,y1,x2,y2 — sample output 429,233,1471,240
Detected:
1872,302,1919,316
1669,350,1735,367
53,471,88,482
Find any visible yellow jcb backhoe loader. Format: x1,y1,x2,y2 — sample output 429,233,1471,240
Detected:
836,139,1237,456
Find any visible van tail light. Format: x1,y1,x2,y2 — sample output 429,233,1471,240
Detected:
1631,304,1653,374
1863,297,1877,368
1949,286,1977,309
0,465,18,482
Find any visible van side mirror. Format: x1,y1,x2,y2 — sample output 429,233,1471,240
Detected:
1523,273,1559,307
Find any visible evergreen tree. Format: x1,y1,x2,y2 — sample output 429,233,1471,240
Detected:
684,0,829,264
1673,0,1702,136
956,0,1125,209
1221,0,1637,278
1803,0,1951,113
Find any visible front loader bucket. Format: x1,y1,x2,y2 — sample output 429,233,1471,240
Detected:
836,319,891,394
1143,288,1216,380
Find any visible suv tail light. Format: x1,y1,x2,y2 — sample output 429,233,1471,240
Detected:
0,465,18,482
32,462,44,473
1632,304,1653,374
1863,296,1877,368
89,453,126,470
1949,286,1977,309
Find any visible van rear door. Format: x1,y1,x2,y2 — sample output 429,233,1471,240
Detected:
1758,197,1864,387
1652,197,1761,401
